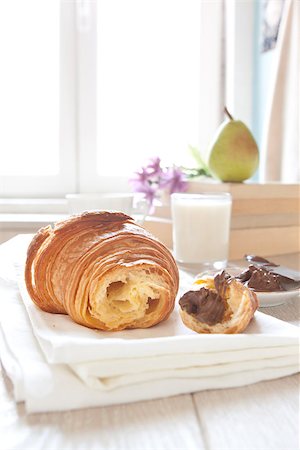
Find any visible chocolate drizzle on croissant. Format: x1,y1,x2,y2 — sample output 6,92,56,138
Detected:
25,211,179,331
179,271,232,326
179,271,258,334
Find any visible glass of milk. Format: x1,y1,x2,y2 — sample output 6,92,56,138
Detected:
171,192,232,271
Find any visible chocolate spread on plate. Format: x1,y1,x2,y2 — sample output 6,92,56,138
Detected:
245,255,279,267
236,255,300,292
179,271,230,325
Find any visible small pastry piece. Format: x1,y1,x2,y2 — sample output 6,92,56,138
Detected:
25,211,179,331
179,271,258,334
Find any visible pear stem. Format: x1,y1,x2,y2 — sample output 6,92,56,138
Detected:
224,107,234,121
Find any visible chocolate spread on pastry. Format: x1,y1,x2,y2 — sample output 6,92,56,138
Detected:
236,255,300,292
179,271,230,325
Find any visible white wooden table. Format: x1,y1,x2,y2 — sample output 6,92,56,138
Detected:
1,242,299,450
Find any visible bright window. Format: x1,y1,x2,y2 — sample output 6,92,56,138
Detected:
0,0,60,176
0,0,225,197
97,0,202,175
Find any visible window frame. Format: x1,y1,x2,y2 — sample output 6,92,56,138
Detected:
0,0,77,198
0,0,256,201
77,0,227,193
225,0,255,127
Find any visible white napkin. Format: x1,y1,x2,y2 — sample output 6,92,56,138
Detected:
0,235,299,413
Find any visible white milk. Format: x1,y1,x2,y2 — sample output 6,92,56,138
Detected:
171,193,232,266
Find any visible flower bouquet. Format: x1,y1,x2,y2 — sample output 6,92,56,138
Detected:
129,157,188,214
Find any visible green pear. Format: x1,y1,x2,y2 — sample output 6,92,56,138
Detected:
208,108,259,182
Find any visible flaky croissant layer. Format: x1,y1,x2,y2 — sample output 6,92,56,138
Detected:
25,211,179,331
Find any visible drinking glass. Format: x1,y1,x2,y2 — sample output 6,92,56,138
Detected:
171,192,232,272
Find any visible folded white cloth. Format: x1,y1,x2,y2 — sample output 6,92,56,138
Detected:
0,235,299,413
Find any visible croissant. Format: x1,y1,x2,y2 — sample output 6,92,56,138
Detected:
179,271,258,334
25,211,179,331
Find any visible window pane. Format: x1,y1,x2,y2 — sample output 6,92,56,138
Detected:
97,0,201,175
0,0,59,176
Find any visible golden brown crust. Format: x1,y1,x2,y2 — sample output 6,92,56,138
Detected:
179,275,258,334
25,211,179,331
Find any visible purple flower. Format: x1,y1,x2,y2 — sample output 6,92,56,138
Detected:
133,182,157,213
129,157,162,189
129,158,189,214
129,166,150,185
160,167,188,194
145,157,162,177
129,174,158,209
129,178,148,193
